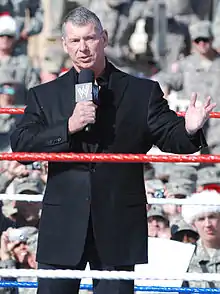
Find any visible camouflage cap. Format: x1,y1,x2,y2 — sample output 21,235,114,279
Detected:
145,179,164,191
8,226,38,244
171,218,198,235
147,205,168,221
189,20,212,40
197,166,220,187
165,179,196,197
41,48,65,74
14,175,44,194
169,165,197,182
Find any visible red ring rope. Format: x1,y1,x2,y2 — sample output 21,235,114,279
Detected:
1,108,220,118
0,153,219,163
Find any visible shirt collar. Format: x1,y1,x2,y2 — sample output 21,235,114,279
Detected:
96,58,111,87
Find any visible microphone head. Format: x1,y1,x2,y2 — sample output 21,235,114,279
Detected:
78,69,95,84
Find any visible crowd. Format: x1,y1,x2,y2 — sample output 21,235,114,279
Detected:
0,0,220,293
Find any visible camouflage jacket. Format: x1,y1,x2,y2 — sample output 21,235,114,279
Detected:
186,239,220,288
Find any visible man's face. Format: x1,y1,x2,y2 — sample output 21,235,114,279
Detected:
13,242,28,264
193,38,212,55
193,213,220,245
0,35,14,51
62,22,108,73
148,216,168,237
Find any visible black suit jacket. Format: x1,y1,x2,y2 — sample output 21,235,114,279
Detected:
10,63,207,267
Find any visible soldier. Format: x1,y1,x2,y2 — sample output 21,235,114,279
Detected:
147,205,171,238
40,47,65,83
155,20,220,155
0,226,38,294
0,0,44,56
170,218,199,244
0,14,40,104
182,190,220,288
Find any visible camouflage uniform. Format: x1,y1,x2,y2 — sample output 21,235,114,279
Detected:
0,55,40,104
157,50,220,154
0,227,38,294
186,239,220,288
0,0,44,56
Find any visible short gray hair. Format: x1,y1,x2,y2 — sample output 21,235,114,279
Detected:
62,7,103,37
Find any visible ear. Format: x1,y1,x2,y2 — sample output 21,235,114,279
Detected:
102,30,108,48
62,37,68,54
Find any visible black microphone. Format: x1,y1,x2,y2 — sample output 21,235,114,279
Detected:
75,69,99,132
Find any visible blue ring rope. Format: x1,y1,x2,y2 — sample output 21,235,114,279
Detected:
0,281,220,292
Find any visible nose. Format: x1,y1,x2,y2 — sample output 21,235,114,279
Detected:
79,39,87,52
204,217,211,226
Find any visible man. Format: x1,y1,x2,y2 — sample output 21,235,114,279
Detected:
40,47,65,83
10,7,215,294
0,226,38,294
147,205,170,238
182,190,220,288
12,172,44,228
0,0,44,56
0,13,40,104
196,166,220,192
170,218,199,244
156,20,220,155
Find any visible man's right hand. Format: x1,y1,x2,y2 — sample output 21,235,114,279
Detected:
68,101,97,134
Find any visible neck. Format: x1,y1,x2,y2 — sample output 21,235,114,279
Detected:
202,239,220,249
199,49,217,61
0,49,11,58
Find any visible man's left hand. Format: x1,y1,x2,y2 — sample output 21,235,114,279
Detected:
185,93,216,135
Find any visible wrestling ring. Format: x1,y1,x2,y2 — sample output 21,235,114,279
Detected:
1,107,220,293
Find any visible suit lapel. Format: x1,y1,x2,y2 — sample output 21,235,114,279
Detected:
108,64,129,111
57,67,77,113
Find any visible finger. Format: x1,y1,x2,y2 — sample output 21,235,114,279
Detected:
205,103,217,114
204,96,211,108
190,92,197,106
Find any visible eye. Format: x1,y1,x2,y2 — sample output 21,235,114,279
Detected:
85,35,96,41
70,39,80,43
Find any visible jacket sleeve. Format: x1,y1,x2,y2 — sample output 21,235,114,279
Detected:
10,88,73,154
147,81,208,154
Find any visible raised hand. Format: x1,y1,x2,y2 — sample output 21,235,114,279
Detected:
185,93,216,135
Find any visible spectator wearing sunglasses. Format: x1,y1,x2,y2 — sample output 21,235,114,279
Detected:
0,13,40,105
154,20,220,156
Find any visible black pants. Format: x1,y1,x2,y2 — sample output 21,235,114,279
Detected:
37,217,134,294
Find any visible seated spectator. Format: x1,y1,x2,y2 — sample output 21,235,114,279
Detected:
0,1,44,56
147,205,170,238
0,73,25,152
196,166,220,193
0,14,40,104
163,178,196,222
171,218,199,244
182,190,220,288
0,226,38,294
40,48,65,83
11,172,44,228
169,165,197,183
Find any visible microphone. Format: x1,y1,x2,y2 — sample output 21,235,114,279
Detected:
75,69,99,132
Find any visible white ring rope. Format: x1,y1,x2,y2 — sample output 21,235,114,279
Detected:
1,193,220,205
0,269,220,282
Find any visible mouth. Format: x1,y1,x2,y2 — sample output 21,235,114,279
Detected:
79,56,92,61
